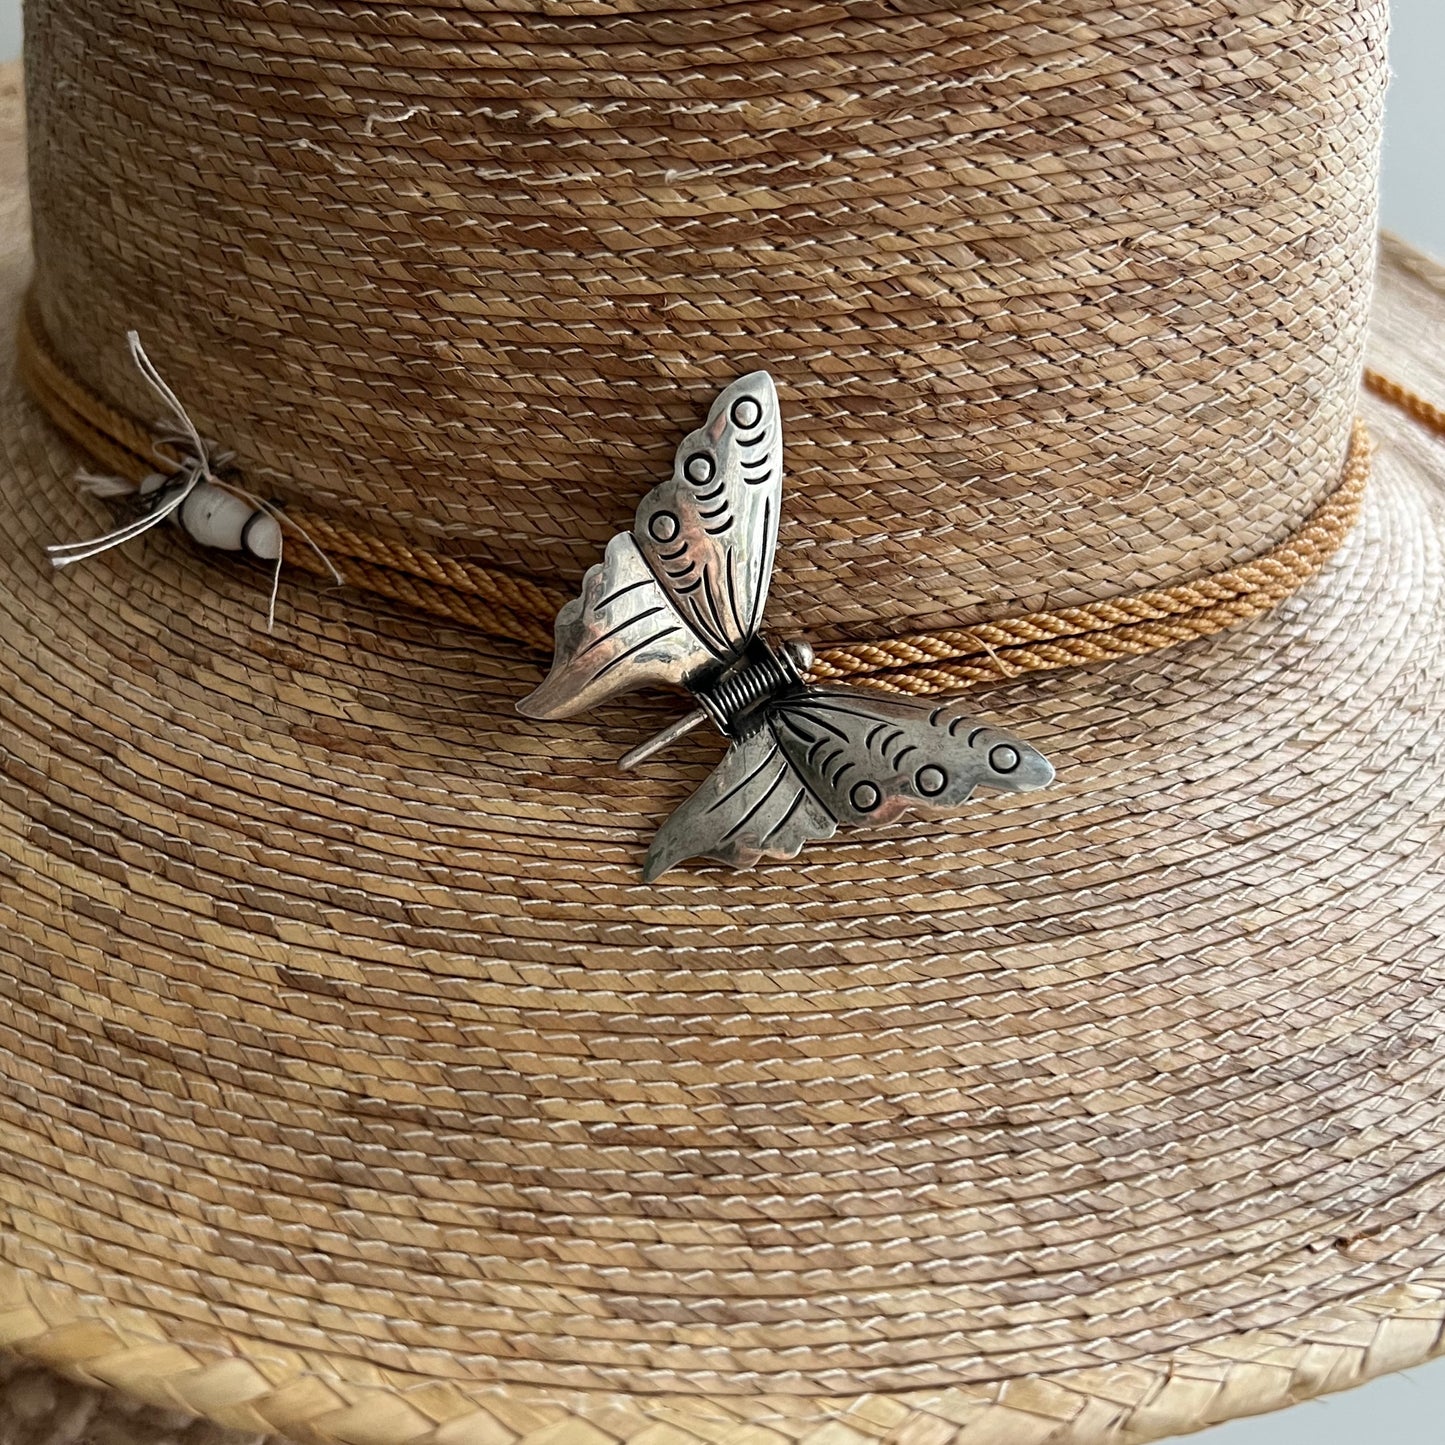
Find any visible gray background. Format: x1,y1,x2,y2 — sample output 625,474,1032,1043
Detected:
0,2,1440,1442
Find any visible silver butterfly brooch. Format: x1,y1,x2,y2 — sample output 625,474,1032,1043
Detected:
518,373,1054,881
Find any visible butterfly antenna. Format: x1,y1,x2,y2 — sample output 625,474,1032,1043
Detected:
266,535,284,633
127,331,214,478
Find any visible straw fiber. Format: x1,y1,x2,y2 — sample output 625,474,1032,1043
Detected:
0,0,1443,1441
11,303,1380,694
25,0,1383,636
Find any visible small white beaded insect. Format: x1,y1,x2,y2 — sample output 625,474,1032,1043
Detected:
46,332,339,628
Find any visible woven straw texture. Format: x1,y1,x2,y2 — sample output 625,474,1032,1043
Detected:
26,0,1382,638
9,292,1381,695
2,0,1445,1440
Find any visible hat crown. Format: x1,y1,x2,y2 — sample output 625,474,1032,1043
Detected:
25,0,1383,639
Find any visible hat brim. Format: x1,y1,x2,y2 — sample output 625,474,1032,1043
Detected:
3,66,1445,1444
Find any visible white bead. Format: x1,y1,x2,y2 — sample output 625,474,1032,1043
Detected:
243,511,283,561
178,483,259,551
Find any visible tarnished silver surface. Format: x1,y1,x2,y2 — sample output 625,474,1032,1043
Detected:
643,691,1052,881
518,372,1055,880
518,372,781,719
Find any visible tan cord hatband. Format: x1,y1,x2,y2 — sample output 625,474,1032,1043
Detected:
19,297,1388,696
1364,367,1445,438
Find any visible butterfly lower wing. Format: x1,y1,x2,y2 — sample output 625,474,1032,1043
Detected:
642,687,1055,881
631,372,783,659
769,687,1055,826
518,532,717,718
642,718,837,882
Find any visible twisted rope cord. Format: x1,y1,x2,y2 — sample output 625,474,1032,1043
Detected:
1364,367,1445,437
809,423,1371,695
21,299,1414,696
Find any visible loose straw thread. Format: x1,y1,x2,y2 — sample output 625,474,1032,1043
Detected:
21,299,1420,697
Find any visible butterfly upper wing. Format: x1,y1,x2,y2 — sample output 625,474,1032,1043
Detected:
632,371,783,660
518,371,784,719
644,686,1054,879
516,532,716,719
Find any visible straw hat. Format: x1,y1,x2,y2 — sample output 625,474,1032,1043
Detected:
3,0,1444,1440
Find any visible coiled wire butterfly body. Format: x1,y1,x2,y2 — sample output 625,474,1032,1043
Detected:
518,373,1054,880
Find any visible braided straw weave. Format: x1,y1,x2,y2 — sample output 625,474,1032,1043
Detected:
4,3,1445,1444
13,297,1376,690
26,0,1379,641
